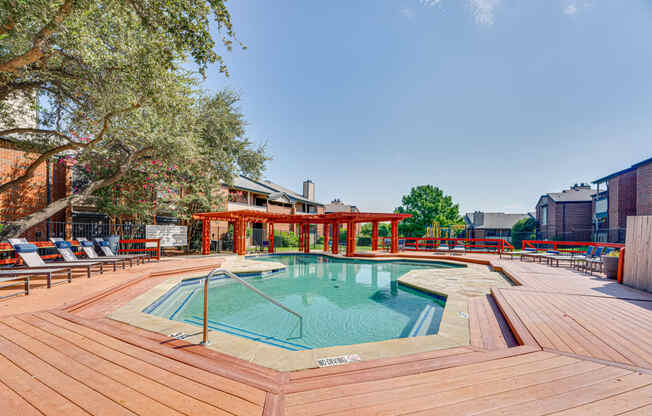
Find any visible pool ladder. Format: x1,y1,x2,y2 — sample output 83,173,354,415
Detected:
198,268,303,345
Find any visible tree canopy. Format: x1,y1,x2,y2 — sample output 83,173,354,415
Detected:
394,185,463,238
511,217,537,250
0,0,265,238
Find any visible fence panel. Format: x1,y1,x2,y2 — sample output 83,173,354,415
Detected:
623,216,652,292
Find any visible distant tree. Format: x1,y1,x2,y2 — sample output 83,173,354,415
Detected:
394,185,463,238
511,217,537,250
359,223,391,238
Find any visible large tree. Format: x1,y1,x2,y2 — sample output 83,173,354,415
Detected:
394,185,463,238
0,1,256,238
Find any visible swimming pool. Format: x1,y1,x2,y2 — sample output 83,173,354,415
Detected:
145,254,455,350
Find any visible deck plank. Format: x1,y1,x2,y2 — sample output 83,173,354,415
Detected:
0,330,134,416
15,314,261,416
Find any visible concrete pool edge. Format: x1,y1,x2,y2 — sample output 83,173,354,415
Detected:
108,254,510,371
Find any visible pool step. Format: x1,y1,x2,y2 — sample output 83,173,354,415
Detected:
408,305,437,337
184,316,312,351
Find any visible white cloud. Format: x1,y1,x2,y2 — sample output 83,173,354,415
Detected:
400,7,417,19
419,0,500,26
468,0,500,25
564,4,578,15
564,1,593,16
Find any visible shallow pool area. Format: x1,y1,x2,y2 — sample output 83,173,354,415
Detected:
145,254,454,350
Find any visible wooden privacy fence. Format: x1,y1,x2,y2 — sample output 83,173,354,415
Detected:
623,216,652,292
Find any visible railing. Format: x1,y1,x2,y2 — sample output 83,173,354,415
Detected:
199,268,303,345
118,239,161,261
521,240,624,254
380,237,515,254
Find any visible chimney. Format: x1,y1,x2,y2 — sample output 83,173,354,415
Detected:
303,179,315,201
473,211,484,226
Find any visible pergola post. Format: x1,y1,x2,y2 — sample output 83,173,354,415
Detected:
237,219,246,255
231,221,237,253
304,223,310,253
323,223,330,252
346,221,356,257
332,222,339,254
268,223,274,253
391,219,399,253
201,219,210,255
371,221,379,251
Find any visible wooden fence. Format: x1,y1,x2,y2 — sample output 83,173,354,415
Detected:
623,216,652,292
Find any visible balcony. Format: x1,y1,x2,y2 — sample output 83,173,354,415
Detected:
227,202,267,212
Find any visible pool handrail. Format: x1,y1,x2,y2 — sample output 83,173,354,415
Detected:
199,268,303,345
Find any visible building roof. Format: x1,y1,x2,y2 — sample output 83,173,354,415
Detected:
546,187,595,202
592,156,652,184
325,199,359,213
464,212,533,230
225,175,324,206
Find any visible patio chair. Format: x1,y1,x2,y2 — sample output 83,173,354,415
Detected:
77,237,140,266
7,238,102,278
49,238,126,271
94,237,152,263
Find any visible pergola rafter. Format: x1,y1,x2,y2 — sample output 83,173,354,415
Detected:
192,210,411,256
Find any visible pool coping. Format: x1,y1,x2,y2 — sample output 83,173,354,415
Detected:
108,253,493,371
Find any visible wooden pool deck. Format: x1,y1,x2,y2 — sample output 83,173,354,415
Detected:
0,252,651,415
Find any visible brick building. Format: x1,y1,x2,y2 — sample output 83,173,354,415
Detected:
211,176,325,247
592,157,652,242
464,211,533,241
535,184,594,241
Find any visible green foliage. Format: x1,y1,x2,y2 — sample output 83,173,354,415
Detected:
274,230,298,247
511,217,537,250
394,185,463,238
359,223,391,238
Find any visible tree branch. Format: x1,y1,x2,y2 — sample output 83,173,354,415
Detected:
0,128,75,143
0,0,74,73
0,141,80,194
0,146,154,239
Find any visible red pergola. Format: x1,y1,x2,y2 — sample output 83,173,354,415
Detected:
192,210,411,256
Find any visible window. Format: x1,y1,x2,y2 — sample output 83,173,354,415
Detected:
254,197,267,207
541,206,547,225
595,198,607,214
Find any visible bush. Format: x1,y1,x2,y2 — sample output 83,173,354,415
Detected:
511,217,537,250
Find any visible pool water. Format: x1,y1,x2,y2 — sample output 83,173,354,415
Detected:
147,254,452,350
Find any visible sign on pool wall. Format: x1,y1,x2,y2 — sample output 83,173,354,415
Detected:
145,225,188,247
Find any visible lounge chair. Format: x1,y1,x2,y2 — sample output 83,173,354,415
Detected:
501,248,536,260
583,247,606,275
94,237,152,263
0,268,72,296
49,238,126,271
574,247,604,274
8,238,102,278
434,243,450,254
77,237,141,266
450,242,466,255
521,250,557,263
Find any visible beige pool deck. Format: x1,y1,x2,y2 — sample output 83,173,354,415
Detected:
0,250,651,415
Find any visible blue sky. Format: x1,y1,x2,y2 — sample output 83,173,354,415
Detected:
203,0,652,214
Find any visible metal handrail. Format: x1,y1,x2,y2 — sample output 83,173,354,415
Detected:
199,268,303,345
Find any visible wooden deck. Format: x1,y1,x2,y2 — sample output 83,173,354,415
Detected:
1,253,652,414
